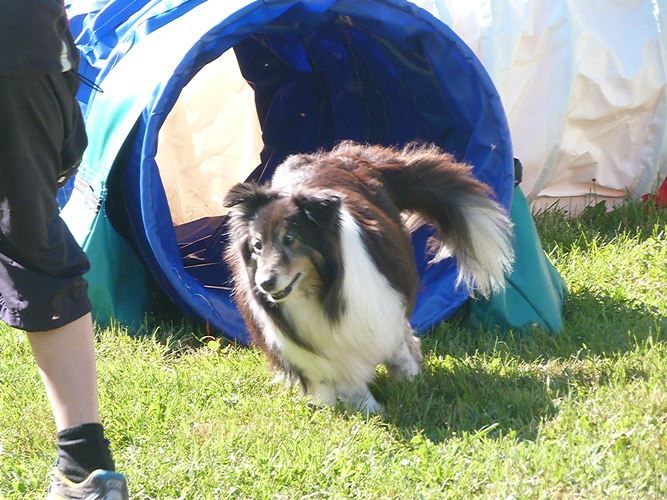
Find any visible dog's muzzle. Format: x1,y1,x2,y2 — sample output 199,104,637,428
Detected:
266,273,302,302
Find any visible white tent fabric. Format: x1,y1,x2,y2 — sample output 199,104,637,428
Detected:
414,0,667,211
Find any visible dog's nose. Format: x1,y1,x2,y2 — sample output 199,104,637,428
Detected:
259,275,277,292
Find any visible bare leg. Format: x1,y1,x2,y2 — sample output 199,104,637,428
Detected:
26,313,100,431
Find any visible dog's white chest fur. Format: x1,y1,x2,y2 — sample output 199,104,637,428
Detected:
253,208,408,389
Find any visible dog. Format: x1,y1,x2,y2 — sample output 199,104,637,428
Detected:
223,141,514,413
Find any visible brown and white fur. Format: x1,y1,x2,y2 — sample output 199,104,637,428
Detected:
223,142,514,413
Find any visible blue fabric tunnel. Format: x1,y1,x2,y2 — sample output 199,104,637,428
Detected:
64,0,514,344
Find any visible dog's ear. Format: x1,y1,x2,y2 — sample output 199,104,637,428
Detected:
294,191,342,228
224,182,276,216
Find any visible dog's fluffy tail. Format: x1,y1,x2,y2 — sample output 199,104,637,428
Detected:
335,141,515,298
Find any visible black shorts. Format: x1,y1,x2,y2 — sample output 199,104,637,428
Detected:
0,71,91,332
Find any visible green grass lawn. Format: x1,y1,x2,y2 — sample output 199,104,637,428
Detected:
1,201,665,499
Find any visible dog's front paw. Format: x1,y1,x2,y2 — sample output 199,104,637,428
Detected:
304,380,338,408
387,335,422,380
358,395,384,415
338,386,383,414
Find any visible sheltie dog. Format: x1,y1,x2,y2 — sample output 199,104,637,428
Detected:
223,142,514,412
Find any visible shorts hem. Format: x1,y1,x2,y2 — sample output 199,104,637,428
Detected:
1,300,92,333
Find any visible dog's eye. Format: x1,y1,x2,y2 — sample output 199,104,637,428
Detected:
283,234,295,246
252,239,263,252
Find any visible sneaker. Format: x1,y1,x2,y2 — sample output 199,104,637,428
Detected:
47,468,129,500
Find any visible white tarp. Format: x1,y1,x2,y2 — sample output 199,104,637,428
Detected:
414,0,667,211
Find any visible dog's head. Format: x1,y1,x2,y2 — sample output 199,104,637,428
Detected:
224,182,342,303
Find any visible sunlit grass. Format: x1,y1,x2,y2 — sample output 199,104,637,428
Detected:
1,202,665,498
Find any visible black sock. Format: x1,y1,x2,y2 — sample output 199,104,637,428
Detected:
56,423,115,483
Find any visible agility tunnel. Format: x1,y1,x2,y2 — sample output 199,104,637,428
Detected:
62,0,566,343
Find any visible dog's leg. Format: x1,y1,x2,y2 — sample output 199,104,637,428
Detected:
269,369,299,389
337,385,383,414
386,328,422,379
304,379,337,408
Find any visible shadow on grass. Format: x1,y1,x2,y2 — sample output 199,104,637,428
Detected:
374,286,663,444
376,364,558,444
120,313,238,357
535,201,666,253
121,278,256,355
558,288,665,353
427,287,664,363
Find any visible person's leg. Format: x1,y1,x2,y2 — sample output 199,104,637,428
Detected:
28,313,117,483
27,313,99,431
0,73,126,495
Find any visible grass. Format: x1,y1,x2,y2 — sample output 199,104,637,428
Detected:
1,201,666,498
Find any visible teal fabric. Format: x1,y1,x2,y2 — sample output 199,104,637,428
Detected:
468,187,567,333
83,206,151,329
